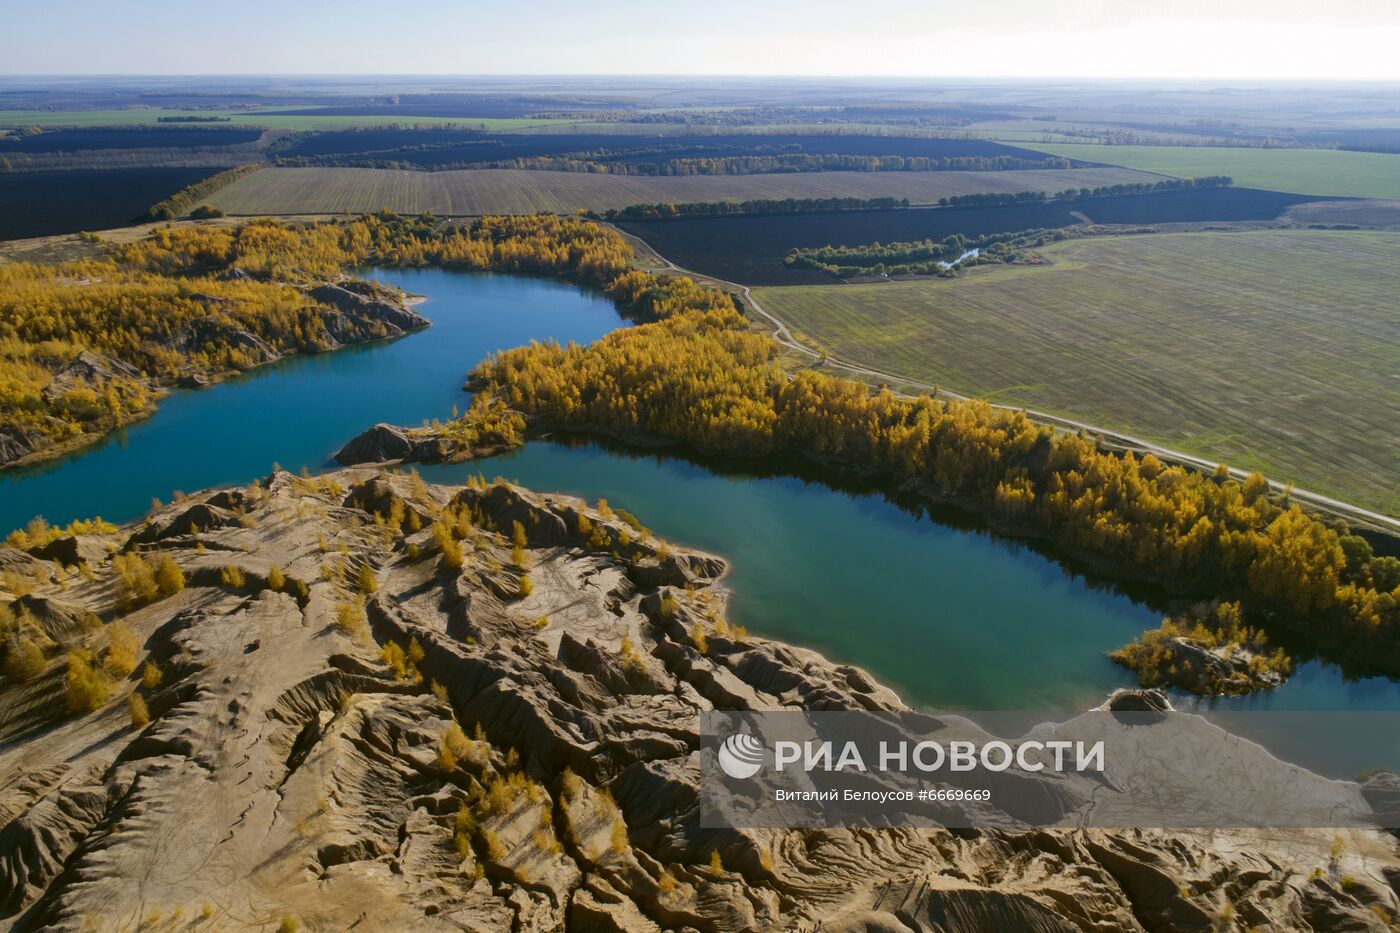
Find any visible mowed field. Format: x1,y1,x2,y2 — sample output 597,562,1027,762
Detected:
201,166,1161,216
1018,142,1400,199
754,230,1400,514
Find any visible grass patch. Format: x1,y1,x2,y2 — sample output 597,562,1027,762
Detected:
754,229,1400,515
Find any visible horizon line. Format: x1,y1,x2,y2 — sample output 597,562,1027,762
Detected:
3,73,1400,85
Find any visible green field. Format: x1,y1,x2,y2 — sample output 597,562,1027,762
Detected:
202,165,1160,216
1018,142,1400,199
0,109,575,132
754,230,1400,514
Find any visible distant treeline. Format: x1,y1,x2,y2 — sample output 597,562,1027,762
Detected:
266,124,500,155
493,153,1073,175
277,149,1074,176
156,115,233,123
937,175,1232,208
528,105,1015,128
602,197,910,221
786,227,1083,278
143,163,263,220
1054,126,1304,149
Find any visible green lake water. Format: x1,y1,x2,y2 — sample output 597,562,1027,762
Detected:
4,267,1398,732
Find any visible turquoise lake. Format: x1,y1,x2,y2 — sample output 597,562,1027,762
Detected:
4,267,1398,737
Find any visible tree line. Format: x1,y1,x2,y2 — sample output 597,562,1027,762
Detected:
937,175,1232,208
494,153,1074,176
278,149,1075,175
143,163,264,220
785,227,1080,278
602,197,909,221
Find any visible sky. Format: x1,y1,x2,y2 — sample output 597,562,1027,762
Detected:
3,0,1400,80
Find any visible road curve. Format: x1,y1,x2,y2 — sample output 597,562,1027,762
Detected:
611,225,1400,535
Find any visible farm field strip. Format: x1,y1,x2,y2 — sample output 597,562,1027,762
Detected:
201,165,1161,216
752,229,1400,515
274,130,1053,166
1018,142,1400,199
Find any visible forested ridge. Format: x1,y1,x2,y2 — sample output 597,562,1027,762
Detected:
0,214,639,469
0,257,337,467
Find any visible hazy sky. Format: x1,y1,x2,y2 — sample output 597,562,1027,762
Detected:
4,0,1399,79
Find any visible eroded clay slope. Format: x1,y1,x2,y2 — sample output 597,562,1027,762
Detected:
0,470,1396,931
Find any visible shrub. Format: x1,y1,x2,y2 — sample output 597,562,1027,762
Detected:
481,828,505,861
154,556,185,596
104,622,139,677
128,692,149,727
65,650,109,713
518,575,532,598
141,661,163,690
433,522,463,571
334,600,369,641
266,565,286,592
3,636,46,682
438,722,471,773
658,869,677,895
381,642,407,679
619,636,646,672
220,565,246,589
112,552,158,608
453,801,475,858
356,563,378,594
709,849,724,877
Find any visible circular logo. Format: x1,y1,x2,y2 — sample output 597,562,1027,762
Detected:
717,731,764,779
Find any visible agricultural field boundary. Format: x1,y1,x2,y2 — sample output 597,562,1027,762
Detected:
200,166,1164,216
